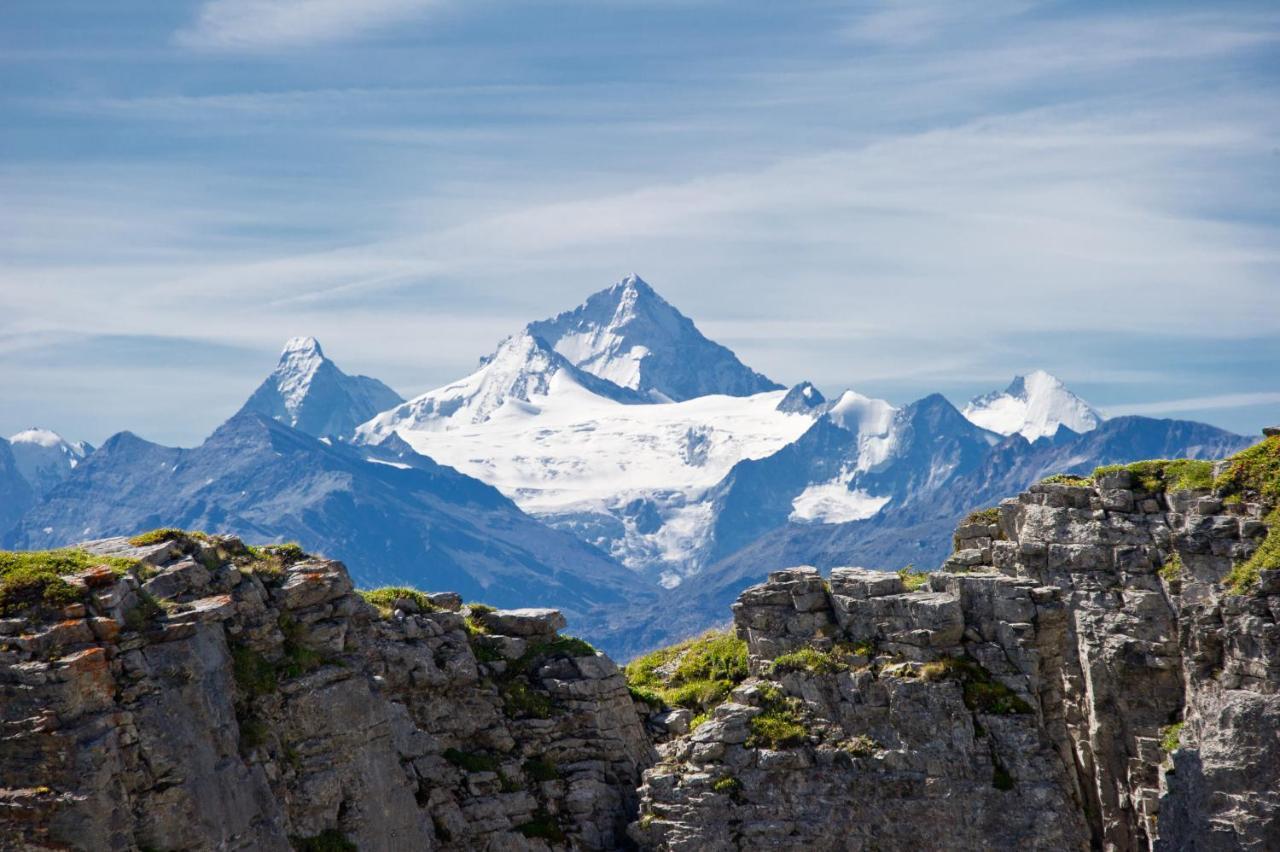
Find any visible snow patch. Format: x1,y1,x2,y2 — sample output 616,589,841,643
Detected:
789,477,891,524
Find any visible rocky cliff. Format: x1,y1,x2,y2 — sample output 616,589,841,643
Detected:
632,436,1279,851
2,434,1277,851
0,533,652,851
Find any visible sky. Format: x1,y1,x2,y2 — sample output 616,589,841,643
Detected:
1,0,1278,447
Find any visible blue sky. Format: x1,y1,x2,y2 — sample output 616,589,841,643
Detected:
2,0,1278,446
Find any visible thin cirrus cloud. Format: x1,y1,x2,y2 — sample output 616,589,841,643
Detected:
176,0,440,51
1104,393,1280,418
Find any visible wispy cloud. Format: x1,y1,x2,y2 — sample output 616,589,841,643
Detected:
1104,393,1280,418
176,0,441,51
845,0,1039,47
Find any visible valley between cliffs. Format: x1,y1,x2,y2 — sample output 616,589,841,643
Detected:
2,434,1278,851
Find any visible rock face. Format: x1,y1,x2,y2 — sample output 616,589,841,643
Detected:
632,459,1279,850
0,535,653,851
632,566,1091,851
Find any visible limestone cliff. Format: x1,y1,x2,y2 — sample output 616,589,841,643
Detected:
631,437,1279,851
0,534,652,851
2,435,1278,851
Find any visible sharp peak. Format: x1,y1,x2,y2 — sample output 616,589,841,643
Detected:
280,336,325,359
611,272,652,292
597,273,672,308
1006,369,1067,393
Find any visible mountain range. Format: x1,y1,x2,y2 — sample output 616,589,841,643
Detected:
0,275,1257,655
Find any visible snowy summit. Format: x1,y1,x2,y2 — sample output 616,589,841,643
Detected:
7,428,93,497
962,370,1101,441
237,337,403,440
528,274,782,402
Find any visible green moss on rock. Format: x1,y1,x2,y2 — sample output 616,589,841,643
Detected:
1040,473,1093,487
0,548,139,616
624,628,748,716
1092,459,1213,493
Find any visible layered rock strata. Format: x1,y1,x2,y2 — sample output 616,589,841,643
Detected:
0,535,652,851
632,464,1278,851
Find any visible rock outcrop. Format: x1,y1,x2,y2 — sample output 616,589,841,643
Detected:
0,534,652,851
632,442,1280,851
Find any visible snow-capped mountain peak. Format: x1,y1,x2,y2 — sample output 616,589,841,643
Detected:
823,390,901,471
8,427,93,497
526,274,783,402
236,337,403,440
274,337,327,415
962,369,1101,441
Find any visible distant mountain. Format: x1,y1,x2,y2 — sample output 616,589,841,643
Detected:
963,369,1101,440
7,428,93,497
5,412,654,655
527,274,783,402
356,278,814,581
661,412,1253,644
707,391,1000,564
2,275,1264,658
238,337,402,439
0,438,35,537
776,381,827,414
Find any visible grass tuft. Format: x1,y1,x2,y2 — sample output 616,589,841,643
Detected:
0,549,140,616
898,564,929,592
769,642,867,676
358,586,437,618
522,757,560,782
515,809,565,843
1214,436,1280,503
623,628,748,716
289,829,356,852
442,748,501,773
1092,459,1214,493
1040,473,1093,487
746,683,808,749
1160,721,1184,753
1224,508,1279,595
963,507,1000,527
128,528,210,547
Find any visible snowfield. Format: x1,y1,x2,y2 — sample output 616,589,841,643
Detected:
373,378,815,576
